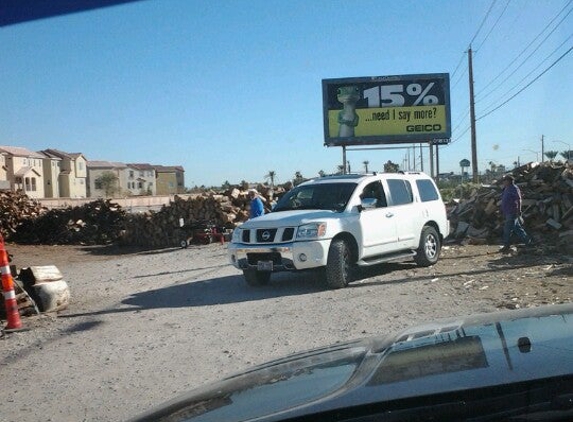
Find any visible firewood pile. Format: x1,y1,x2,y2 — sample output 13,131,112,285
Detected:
448,161,573,251
119,185,283,248
0,184,285,247
7,199,127,245
0,190,46,239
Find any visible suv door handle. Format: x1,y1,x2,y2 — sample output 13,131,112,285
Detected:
385,212,394,218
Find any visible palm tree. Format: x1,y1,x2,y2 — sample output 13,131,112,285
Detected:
265,170,276,187
363,160,369,173
560,150,572,161
544,151,558,162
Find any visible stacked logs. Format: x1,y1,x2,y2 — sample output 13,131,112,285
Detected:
0,190,45,239
10,199,127,245
119,186,283,248
0,185,285,247
448,161,573,251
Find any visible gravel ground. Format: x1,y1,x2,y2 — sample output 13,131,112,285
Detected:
1,242,572,422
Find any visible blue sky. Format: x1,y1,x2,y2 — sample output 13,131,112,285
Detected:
1,0,571,187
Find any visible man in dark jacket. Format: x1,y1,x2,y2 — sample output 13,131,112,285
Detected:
500,175,532,253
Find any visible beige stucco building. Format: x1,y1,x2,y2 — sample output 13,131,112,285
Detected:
39,149,88,198
126,163,157,196
154,165,185,195
0,146,46,198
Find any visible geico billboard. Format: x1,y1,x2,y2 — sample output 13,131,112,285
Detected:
322,73,451,146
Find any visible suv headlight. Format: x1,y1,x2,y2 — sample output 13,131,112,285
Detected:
231,228,242,243
297,222,327,240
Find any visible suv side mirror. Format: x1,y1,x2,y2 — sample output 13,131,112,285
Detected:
360,197,378,211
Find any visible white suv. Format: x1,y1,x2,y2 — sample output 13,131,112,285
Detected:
228,172,449,289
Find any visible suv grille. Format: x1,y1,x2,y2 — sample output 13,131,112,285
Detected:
256,228,277,243
240,227,295,244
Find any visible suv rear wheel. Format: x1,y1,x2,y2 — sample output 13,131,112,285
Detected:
243,269,271,286
415,226,440,267
325,239,353,289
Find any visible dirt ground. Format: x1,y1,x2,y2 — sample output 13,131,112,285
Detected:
0,241,572,422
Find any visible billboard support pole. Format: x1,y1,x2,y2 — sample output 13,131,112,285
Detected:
436,145,440,182
429,144,435,179
342,146,347,174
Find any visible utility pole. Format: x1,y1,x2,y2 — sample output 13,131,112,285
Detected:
541,134,545,161
468,46,478,183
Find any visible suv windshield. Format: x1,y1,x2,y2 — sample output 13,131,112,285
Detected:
273,183,356,212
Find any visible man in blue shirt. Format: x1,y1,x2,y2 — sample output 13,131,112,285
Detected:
500,175,532,253
248,189,264,219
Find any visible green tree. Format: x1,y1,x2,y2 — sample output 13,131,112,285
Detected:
560,150,572,161
335,164,344,175
544,151,558,162
94,171,119,198
318,169,326,177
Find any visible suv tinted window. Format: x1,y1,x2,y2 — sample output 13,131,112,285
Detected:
387,179,413,206
416,179,440,202
274,183,356,212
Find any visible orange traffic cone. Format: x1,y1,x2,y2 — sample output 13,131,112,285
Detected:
0,237,23,331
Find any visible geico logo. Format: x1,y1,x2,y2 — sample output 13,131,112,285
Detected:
406,124,442,132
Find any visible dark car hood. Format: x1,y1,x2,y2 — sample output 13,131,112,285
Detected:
127,304,573,422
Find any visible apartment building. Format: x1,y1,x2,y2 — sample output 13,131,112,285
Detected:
126,163,157,196
154,165,185,195
86,161,128,198
40,149,88,198
0,146,46,198
0,152,9,190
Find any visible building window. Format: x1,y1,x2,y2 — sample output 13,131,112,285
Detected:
31,178,37,191
139,171,144,177
129,170,134,178
25,177,31,191
79,162,83,170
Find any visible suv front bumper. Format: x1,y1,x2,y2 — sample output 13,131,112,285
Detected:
227,240,331,272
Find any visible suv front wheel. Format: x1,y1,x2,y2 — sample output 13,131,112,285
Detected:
415,226,441,267
325,239,353,289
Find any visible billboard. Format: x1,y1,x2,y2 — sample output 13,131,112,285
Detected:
322,73,451,146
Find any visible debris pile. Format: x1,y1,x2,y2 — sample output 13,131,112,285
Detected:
448,161,573,251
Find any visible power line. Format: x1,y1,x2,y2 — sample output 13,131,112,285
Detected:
469,0,498,46
481,32,573,113
476,0,573,102
476,45,573,121
475,0,512,51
